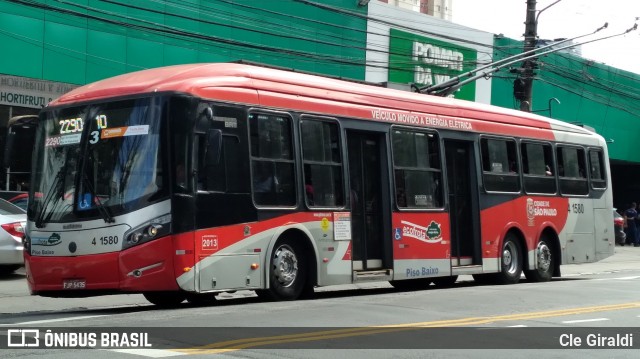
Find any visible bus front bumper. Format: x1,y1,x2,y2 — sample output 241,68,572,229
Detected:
25,236,180,296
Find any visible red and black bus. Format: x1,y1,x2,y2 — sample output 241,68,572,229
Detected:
25,63,614,306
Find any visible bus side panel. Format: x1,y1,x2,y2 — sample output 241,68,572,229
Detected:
178,213,354,291
118,235,182,292
391,212,452,280
479,196,569,271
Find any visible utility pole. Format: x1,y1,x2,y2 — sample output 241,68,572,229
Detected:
518,0,538,112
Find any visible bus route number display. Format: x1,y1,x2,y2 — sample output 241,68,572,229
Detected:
59,117,83,134
58,115,108,135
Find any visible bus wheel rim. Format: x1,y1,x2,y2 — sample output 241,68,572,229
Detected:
273,245,298,287
502,242,518,274
537,241,552,272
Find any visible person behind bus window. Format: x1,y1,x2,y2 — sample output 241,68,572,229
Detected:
253,162,277,193
305,184,314,204
624,202,638,246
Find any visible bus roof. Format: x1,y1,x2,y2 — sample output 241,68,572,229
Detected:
50,63,592,136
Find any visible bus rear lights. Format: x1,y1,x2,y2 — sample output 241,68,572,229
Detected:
323,258,329,263
250,263,259,270
253,248,261,253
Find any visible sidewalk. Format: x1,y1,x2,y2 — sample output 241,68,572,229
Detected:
561,244,640,276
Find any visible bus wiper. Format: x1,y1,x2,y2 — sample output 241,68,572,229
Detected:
81,171,115,223
34,169,65,228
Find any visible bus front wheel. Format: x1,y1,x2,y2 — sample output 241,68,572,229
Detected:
524,236,554,282
496,234,522,284
261,238,307,301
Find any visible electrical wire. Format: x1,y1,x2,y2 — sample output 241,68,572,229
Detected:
4,0,640,114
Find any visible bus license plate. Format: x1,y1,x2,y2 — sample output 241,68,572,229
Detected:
63,279,86,289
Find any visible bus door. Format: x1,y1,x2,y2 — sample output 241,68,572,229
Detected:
347,131,391,272
444,139,482,267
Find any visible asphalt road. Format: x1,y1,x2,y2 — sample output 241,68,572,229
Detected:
1,245,639,358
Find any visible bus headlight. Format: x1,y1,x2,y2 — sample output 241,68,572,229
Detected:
123,214,171,250
146,224,162,237
131,232,143,244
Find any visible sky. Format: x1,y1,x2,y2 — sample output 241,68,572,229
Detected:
451,0,640,74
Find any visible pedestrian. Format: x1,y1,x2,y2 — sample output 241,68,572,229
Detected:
624,202,638,246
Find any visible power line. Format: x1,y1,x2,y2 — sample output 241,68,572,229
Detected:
5,0,640,118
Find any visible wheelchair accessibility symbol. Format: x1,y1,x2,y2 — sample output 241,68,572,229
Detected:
394,228,402,240
78,193,92,211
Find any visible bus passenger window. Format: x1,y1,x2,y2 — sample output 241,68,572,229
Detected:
301,119,344,208
391,130,442,209
557,146,588,195
481,138,520,193
521,142,556,194
249,112,296,207
589,149,607,189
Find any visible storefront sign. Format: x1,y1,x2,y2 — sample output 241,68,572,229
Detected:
388,29,477,100
0,75,78,109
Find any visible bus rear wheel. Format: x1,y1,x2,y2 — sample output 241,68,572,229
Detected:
524,236,554,282
261,238,307,301
496,234,522,284
143,291,186,307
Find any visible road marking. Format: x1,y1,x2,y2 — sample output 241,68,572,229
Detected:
0,315,108,326
593,276,640,281
105,349,185,358
174,302,640,354
506,325,528,327
562,318,610,324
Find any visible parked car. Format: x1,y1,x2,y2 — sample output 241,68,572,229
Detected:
613,209,626,245
0,198,26,274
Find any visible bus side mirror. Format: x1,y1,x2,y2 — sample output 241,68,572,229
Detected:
204,129,222,166
4,132,15,168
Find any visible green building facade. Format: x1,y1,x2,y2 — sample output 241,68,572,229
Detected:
0,0,367,84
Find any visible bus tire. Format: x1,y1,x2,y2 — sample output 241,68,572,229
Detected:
496,234,522,284
264,238,307,301
389,278,431,291
143,291,186,307
431,275,458,288
524,236,554,282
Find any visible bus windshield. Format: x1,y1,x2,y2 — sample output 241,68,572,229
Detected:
28,96,167,225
